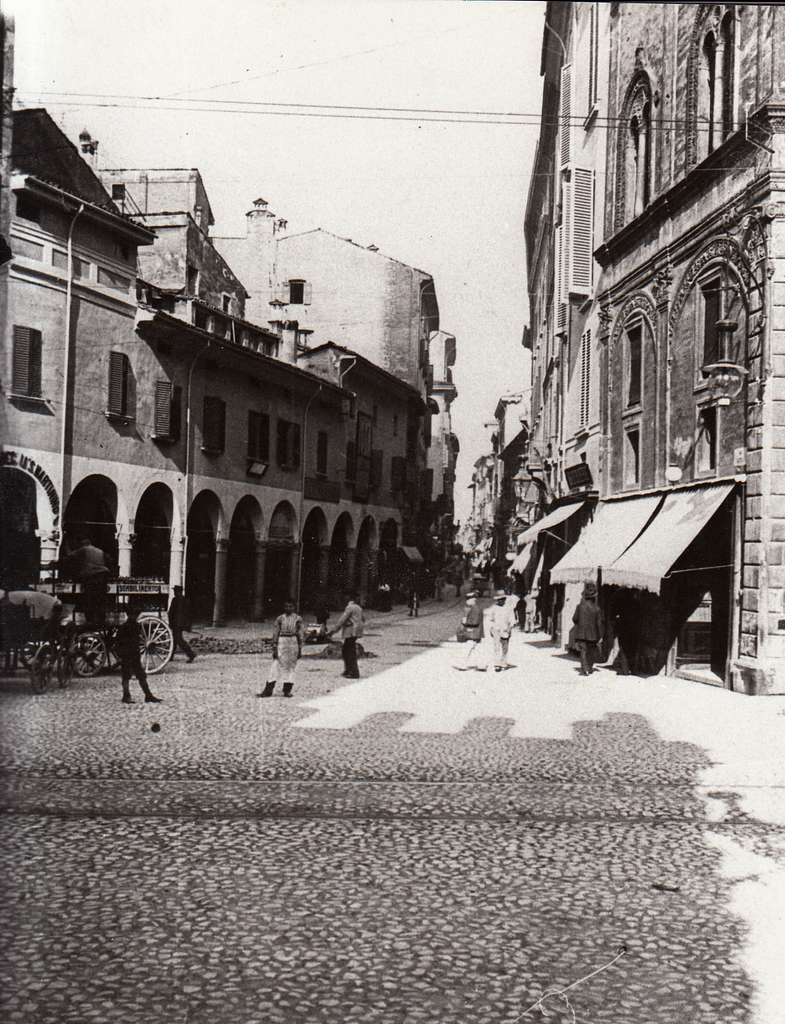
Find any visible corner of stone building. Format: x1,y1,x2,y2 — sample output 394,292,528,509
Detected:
732,656,785,695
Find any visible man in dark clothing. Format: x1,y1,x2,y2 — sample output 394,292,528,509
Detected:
66,537,110,627
167,585,195,662
572,581,605,676
327,591,364,679
116,606,161,704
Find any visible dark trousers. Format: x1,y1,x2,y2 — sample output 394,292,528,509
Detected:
342,637,359,678
121,653,152,695
578,640,598,675
173,628,194,659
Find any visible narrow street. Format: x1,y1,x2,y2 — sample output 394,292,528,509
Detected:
1,604,783,1024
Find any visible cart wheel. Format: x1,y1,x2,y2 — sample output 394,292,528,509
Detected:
29,643,54,693
74,633,108,677
138,614,174,675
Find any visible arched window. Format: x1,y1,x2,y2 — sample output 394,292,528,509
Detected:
616,75,652,227
688,5,736,166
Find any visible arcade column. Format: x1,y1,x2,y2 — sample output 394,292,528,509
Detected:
118,531,134,577
212,536,229,626
169,532,185,591
252,541,267,621
287,543,300,606
38,530,60,583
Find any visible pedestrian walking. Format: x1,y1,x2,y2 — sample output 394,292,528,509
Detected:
573,582,605,676
327,590,364,678
487,589,517,671
116,606,161,704
167,585,196,662
407,575,420,617
454,590,483,670
259,599,304,697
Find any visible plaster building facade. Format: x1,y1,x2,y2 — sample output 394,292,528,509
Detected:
425,329,459,539
529,3,785,695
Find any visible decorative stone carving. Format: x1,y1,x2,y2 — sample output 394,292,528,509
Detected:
651,266,673,307
597,304,614,335
609,293,658,360
668,237,750,336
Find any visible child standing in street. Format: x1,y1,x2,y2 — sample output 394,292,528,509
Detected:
116,606,161,704
259,599,304,698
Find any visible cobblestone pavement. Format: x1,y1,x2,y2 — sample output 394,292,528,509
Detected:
1,605,784,1024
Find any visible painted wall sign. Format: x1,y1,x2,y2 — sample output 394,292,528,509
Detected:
0,450,60,520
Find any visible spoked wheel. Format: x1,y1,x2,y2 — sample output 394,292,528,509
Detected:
138,615,174,675
29,643,54,693
74,633,109,677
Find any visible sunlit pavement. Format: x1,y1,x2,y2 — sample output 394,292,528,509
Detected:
1,608,784,1024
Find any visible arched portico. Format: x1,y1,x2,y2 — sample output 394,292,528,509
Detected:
133,483,174,582
265,500,298,615
63,474,123,573
300,506,329,611
355,515,378,606
328,511,355,608
186,489,224,623
227,495,264,620
0,469,40,586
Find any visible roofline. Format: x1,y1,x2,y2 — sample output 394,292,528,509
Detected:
139,308,349,396
300,342,424,404
279,227,433,278
13,174,155,244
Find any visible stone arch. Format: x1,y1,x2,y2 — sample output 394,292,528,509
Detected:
300,506,329,610
63,473,123,572
328,511,355,606
227,495,264,620
268,500,297,542
378,518,400,594
265,500,298,615
186,489,225,621
133,482,174,580
668,237,750,338
0,468,41,586
686,4,737,166
614,70,653,230
610,293,658,359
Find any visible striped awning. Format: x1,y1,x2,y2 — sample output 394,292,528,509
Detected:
515,501,588,547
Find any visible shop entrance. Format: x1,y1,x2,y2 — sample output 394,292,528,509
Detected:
0,469,40,586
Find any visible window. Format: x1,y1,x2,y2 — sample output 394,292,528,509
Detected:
702,278,722,367
247,411,270,461
107,351,134,419
579,329,591,427
625,323,642,407
697,406,718,473
345,441,357,482
392,414,398,437
52,250,89,278
12,236,44,261
370,449,383,490
202,396,226,453
98,266,131,292
276,419,301,469
372,403,378,425
111,183,126,202
316,430,328,477
624,427,640,487
618,75,652,224
587,2,599,113
288,280,304,304
153,382,181,441
186,264,199,294
222,294,231,314
15,196,41,223
391,455,406,492
692,7,735,163
12,326,43,398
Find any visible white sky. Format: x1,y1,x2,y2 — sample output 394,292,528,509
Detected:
9,0,544,523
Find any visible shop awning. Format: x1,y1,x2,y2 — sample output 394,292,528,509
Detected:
510,542,534,574
550,494,661,585
401,546,424,564
603,483,734,594
515,500,588,547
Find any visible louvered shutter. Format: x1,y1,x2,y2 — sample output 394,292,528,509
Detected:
346,441,357,482
12,326,31,395
258,413,270,461
276,420,288,466
154,380,173,437
248,410,261,458
216,399,226,451
560,64,572,168
171,387,182,442
370,449,383,489
203,396,225,452
303,282,312,305
568,168,594,294
108,351,126,415
554,226,567,333
580,330,591,427
28,330,42,398
316,431,328,475
391,456,406,492
291,423,301,468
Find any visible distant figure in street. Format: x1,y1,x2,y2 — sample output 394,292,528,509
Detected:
312,592,330,639
327,590,364,679
486,589,517,671
259,599,304,698
524,588,539,633
407,575,420,617
116,606,161,704
65,537,110,627
168,585,195,662
573,582,605,676
455,590,482,671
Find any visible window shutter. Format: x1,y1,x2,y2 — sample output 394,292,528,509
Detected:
370,449,383,489
391,456,406,492
291,422,301,468
560,63,572,168
12,325,34,395
108,351,126,415
203,396,225,452
258,413,270,461
346,441,357,482
568,167,594,294
154,380,173,437
171,386,182,442
248,410,261,458
316,430,328,475
580,330,591,427
276,420,288,466
303,282,312,305
554,226,567,333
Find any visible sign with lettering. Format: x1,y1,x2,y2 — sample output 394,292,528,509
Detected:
565,462,593,491
0,449,60,520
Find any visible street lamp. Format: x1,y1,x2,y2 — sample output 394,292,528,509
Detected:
700,318,748,406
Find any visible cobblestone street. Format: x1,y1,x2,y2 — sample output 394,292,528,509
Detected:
2,601,784,1024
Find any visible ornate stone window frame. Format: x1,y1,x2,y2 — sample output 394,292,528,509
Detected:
685,4,737,168
614,71,653,231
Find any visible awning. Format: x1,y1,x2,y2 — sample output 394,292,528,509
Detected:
603,483,734,593
510,542,534,574
516,500,588,546
550,494,661,585
401,546,424,564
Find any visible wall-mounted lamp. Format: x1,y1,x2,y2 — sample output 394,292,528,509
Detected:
700,319,748,406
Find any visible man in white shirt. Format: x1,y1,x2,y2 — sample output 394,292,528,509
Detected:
327,590,364,678
486,590,517,671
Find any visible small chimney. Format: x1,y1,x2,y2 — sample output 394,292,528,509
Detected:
78,129,99,168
